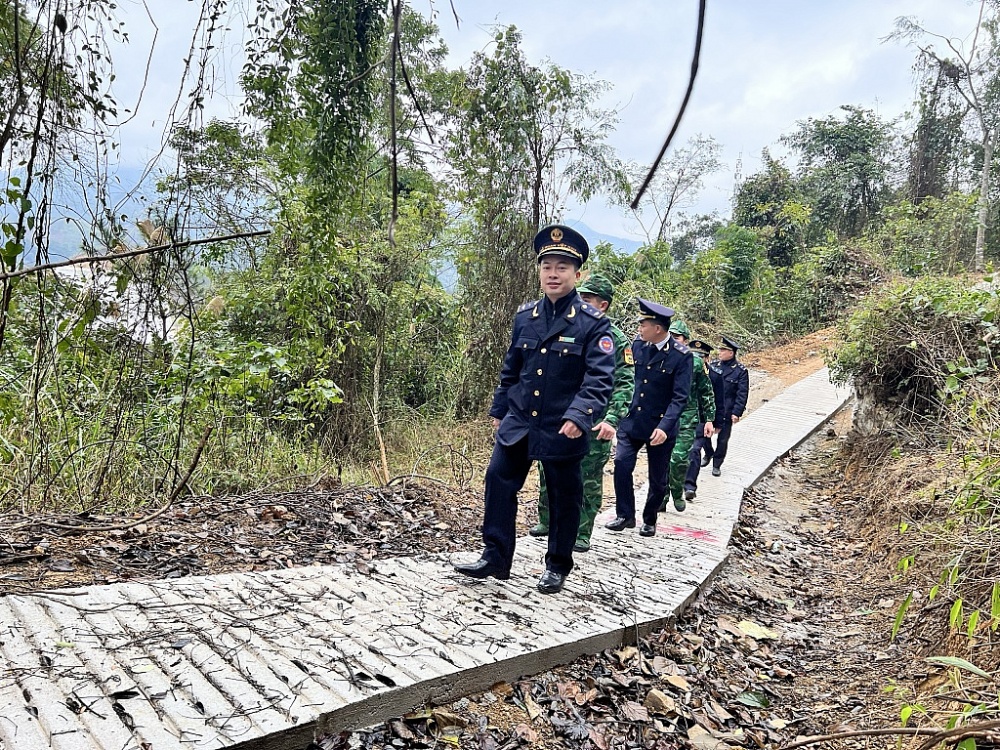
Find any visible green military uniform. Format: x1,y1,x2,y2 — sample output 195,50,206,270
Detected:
666,322,716,511
533,274,635,550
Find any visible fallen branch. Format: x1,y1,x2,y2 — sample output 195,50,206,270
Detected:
782,719,1000,750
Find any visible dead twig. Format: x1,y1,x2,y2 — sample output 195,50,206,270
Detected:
3,425,213,533
781,719,1000,750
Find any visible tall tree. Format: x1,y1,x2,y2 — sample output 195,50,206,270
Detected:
732,151,810,267
628,134,722,245
781,105,897,240
891,2,1000,270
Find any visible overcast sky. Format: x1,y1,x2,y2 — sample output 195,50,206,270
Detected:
106,0,987,245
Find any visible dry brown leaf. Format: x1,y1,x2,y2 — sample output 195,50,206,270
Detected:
588,726,610,750
644,689,677,715
615,646,639,663
622,700,650,722
514,723,538,743
523,691,543,722
491,681,513,697
558,681,581,699
687,724,729,750
665,674,691,691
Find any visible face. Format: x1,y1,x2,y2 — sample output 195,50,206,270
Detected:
579,292,609,312
719,347,735,361
673,333,688,344
638,319,667,343
538,258,580,300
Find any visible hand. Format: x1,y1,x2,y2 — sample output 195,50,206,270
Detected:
491,417,501,430
649,428,667,446
592,421,616,440
731,414,740,424
559,420,583,438
704,422,714,437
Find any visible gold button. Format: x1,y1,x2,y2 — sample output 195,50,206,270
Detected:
531,410,538,417
541,348,547,354
537,369,543,375
534,390,540,396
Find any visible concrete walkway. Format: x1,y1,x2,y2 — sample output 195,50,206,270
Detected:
0,369,850,750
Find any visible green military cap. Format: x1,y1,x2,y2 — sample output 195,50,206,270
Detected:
577,272,614,302
668,319,691,338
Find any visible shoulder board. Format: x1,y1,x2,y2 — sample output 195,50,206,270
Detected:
735,362,747,371
516,298,541,315
671,339,690,354
579,302,604,319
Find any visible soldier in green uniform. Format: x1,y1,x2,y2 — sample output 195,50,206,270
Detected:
663,322,715,512
530,273,635,551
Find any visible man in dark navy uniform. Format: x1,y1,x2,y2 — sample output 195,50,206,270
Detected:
700,336,749,476
606,299,692,537
454,224,615,594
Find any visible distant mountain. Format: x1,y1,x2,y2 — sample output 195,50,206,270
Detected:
564,220,643,255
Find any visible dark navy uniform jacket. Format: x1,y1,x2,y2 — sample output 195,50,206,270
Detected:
617,337,693,440
709,358,749,419
489,292,615,461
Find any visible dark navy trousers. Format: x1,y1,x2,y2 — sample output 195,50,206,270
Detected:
702,418,734,469
613,434,675,526
482,437,583,576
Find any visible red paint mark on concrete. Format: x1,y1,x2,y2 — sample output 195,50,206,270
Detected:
659,524,719,544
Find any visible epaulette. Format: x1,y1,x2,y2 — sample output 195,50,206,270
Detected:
579,302,604,319
735,362,747,370
516,298,541,315
672,339,690,354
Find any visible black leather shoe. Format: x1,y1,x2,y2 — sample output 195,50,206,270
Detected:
684,489,696,501
454,558,510,580
712,466,721,477
537,570,566,594
700,455,711,467
639,524,656,537
605,516,636,531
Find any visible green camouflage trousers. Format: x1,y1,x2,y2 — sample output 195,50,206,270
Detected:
669,423,697,501
537,437,613,543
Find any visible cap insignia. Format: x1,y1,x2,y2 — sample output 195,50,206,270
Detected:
550,227,564,243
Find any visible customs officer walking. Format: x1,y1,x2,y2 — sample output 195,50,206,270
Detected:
454,225,614,594
605,299,692,537
700,336,749,476
530,273,635,552
664,324,716,512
